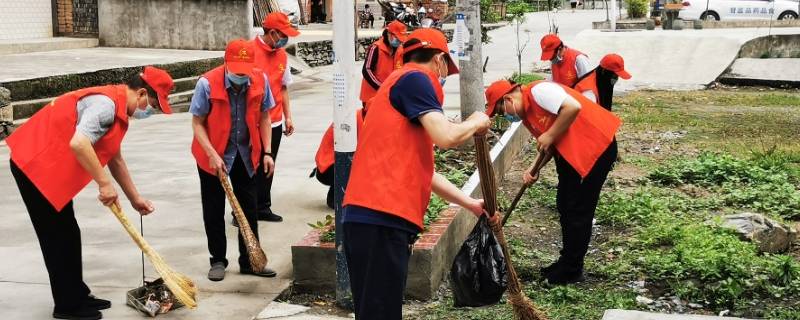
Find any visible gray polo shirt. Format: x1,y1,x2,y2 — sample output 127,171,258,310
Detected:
75,94,116,144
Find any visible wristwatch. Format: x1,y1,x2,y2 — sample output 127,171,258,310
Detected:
263,152,273,158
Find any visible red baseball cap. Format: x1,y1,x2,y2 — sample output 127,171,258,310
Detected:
386,21,408,42
540,34,563,61
140,66,174,114
402,28,458,75
225,39,256,75
263,12,300,37
599,54,632,79
484,80,518,116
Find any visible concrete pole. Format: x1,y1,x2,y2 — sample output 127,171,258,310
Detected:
332,0,358,309
457,0,485,121
610,0,617,30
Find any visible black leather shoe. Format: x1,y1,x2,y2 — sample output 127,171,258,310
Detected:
83,295,111,310
53,305,102,320
544,267,586,286
240,267,277,278
540,261,560,277
258,210,283,222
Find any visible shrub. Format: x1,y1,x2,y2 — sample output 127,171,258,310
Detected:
627,0,649,18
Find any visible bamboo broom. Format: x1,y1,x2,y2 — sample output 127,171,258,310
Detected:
473,134,548,320
218,170,268,272
108,203,197,309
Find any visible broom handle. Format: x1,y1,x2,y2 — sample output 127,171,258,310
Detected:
217,170,255,237
140,215,145,287
501,151,548,226
108,203,163,265
473,134,498,215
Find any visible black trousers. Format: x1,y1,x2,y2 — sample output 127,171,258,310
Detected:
315,167,334,209
344,222,416,320
199,155,259,269
10,160,91,310
256,125,283,215
554,140,617,271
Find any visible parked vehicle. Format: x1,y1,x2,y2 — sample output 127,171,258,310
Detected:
678,0,799,21
378,0,420,27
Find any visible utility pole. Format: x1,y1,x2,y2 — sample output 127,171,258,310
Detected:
610,0,617,30
455,0,485,120
332,0,358,309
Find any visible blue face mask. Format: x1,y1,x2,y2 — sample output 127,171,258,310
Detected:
274,37,289,49
439,77,447,86
504,114,522,122
389,38,402,48
132,105,154,120
226,72,250,86
551,55,563,65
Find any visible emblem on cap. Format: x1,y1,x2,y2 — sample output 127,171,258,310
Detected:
237,48,250,60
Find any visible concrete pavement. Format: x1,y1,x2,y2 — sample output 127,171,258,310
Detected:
570,27,800,91
722,58,800,83
0,65,343,320
1,8,795,319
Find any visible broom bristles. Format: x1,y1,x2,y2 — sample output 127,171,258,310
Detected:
473,134,548,320
108,204,198,309
218,171,269,271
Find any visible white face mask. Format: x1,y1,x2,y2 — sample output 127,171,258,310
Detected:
132,105,154,120
437,54,448,86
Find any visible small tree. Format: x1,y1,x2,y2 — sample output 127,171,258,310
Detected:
507,1,533,76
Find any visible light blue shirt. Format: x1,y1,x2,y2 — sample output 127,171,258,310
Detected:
189,74,275,177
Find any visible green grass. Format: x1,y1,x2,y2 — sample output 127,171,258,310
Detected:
509,72,545,85
412,88,800,319
615,90,800,155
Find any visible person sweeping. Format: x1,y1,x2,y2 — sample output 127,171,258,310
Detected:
341,28,494,319
250,12,301,223
190,39,277,281
484,79,621,285
6,66,175,320
572,53,632,110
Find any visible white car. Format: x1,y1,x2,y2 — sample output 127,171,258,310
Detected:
678,0,799,20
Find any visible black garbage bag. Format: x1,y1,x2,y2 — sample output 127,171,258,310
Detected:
450,215,508,307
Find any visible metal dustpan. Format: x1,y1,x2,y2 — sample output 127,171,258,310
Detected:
126,278,185,317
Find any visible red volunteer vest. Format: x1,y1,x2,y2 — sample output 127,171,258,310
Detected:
191,66,265,175
252,37,288,123
344,64,444,230
315,109,365,173
573,71,599,104
521,81,620,178
551,47,587,88
359,38,403,104
7,85,130,211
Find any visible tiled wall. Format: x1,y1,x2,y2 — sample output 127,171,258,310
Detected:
0,0,53,40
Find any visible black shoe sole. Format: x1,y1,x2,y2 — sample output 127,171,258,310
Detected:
85,301,111,311
258,215,283,222
241,270,277,278
53,312,102,320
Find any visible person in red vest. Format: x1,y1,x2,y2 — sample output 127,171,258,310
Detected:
250,12,301,223
190,39,277,282
342,28,493,319
311,108,366,209
7,66,174,320
540,34,591,88
573,53,631,110
484,79,621,285
360,20,407,106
